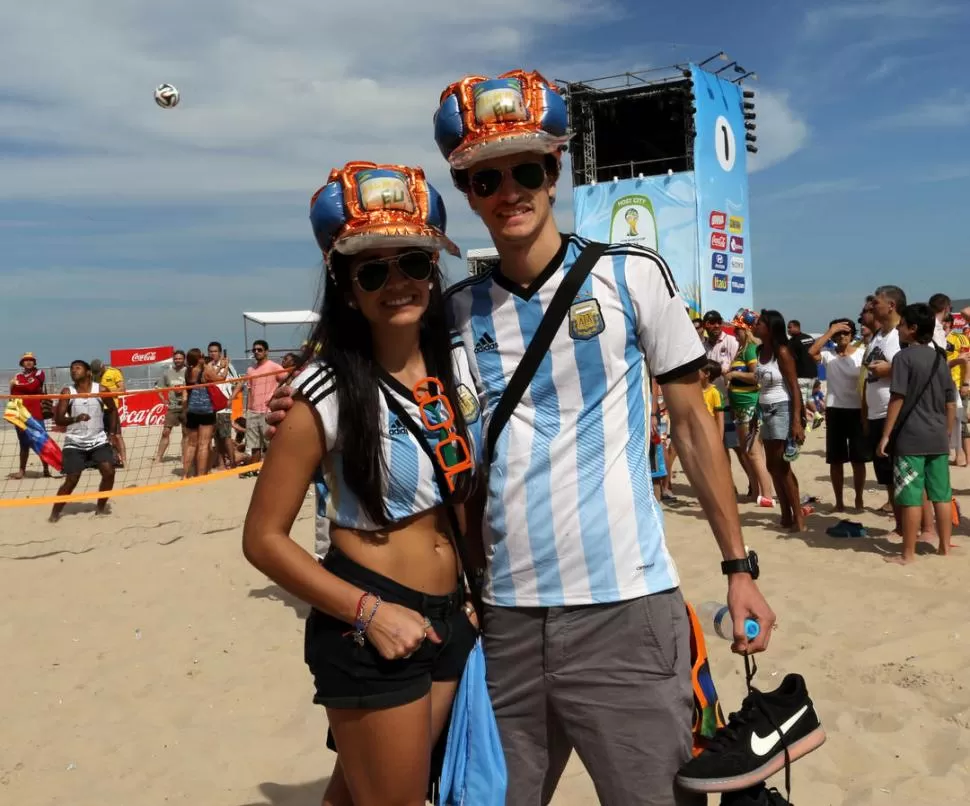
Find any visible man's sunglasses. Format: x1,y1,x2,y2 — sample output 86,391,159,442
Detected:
466,162,547,198
353,251,435,293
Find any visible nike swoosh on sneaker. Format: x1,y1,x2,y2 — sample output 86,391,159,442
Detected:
749,705,809,756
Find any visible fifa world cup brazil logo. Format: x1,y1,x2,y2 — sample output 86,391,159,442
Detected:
624,207,639,237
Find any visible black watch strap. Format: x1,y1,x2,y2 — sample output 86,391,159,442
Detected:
721,550,759,580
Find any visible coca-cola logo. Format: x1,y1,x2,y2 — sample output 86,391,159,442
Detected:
130,351,158,363
118,402,168,427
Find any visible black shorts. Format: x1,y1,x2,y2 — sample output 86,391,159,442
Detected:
62,443,115,476
866,418,893,486
825,407,870,465
185,411,216,429
305,548,477,712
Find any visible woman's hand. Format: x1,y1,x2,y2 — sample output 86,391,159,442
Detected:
791,420,806,445
365,602,442,661
876,436,890,458
463,601,480,630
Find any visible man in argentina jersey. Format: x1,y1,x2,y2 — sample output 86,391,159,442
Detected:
435,70,776,805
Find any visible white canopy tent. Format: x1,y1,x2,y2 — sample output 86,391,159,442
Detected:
242,310,320,359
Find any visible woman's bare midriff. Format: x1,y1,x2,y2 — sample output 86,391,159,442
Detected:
329,507,460,595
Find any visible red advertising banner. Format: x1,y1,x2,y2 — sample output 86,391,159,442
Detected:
109,346,174,367
118,391,169,429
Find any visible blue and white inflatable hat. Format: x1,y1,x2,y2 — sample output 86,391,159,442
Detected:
434,69,570,170
310,161,460,259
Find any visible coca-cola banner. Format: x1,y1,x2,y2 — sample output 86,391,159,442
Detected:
110,345,174,368
117,391,169,428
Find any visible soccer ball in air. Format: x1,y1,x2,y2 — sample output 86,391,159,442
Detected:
154,83,180,109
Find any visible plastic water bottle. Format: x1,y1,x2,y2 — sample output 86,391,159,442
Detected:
696,601,760,641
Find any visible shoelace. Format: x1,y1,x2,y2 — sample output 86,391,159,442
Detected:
704,657,796,803
743,655,794,803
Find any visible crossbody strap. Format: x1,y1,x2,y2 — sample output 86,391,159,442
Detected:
485,241,609,464
888,347,943,452
380,387,483,616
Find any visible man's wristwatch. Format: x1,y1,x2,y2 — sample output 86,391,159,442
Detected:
721,549,759,580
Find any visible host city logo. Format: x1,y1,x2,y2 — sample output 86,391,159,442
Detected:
729,235,744,253
731,276,746,294
728,216,744,234
711,232,728,250
711,252,727,271
712,272,729,291
709,211,726,230
730,256,745,273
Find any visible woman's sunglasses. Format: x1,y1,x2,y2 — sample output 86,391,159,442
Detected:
352,251,435,293
467,161,547,198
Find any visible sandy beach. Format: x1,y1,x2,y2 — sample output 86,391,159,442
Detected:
2,429,968,806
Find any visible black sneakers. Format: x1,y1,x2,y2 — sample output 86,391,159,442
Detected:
676,673,825,794
721,784,792,805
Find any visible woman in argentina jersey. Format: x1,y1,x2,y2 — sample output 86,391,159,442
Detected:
243,162,482,806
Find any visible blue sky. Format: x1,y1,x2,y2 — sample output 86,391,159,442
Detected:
2,0,968,367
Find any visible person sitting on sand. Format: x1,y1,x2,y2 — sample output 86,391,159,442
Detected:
49,361,116,522
877,303,956,564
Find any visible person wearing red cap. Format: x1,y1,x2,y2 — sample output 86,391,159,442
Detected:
8,352,51,479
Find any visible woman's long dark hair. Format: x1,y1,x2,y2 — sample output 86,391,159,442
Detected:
301,250,473,527
758,309,789,353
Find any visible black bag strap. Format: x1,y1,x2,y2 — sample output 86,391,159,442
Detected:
887,346,943,452
485,240,609,464
380,386,483,616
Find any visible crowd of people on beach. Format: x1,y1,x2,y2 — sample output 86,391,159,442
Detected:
656,291,966,565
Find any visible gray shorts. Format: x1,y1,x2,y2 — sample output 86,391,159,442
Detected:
245,411,270,453
482,589,702,806
760,401,791,442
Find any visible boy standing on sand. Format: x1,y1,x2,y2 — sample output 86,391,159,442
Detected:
877,303,956,563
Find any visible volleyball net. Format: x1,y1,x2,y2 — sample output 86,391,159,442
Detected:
0,372,286,508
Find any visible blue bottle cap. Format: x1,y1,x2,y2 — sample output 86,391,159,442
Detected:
744,618,760,640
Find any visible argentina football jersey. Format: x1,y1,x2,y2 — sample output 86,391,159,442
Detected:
447,233,706,608
292,340,483,534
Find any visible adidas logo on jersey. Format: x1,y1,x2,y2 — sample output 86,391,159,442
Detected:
389,418,408,436
475,332,498,353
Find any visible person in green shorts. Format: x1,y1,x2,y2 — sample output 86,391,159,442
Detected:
724,309,774,504
877,303,956,564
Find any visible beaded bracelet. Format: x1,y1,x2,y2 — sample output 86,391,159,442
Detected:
353,595,382,647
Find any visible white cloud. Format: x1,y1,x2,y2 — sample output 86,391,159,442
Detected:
0,1,611,203
759,178,880,203
746,89,810,173
873,90,970,129
804,0,966,35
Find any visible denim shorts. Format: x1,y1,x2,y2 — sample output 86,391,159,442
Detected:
759,401,791,442
305,548,477,711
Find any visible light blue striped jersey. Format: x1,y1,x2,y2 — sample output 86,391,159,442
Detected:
292,341,482,532
446,233,706,607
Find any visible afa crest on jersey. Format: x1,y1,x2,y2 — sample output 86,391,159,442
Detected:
568,298,605,340
457,384,481,424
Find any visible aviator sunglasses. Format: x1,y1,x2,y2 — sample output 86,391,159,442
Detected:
352,251,435,293
467,161,547,198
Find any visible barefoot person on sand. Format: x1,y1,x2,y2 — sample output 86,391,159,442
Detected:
809,319,867,511
754,310,807,532
243,162,481,806
877,303,956,564
49,361,116,522
7,351,51,480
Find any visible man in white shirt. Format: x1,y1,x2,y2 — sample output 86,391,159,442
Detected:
863,285,905,531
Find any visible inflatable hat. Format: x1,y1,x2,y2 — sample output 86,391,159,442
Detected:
310,161,460,259
434,69,570,170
